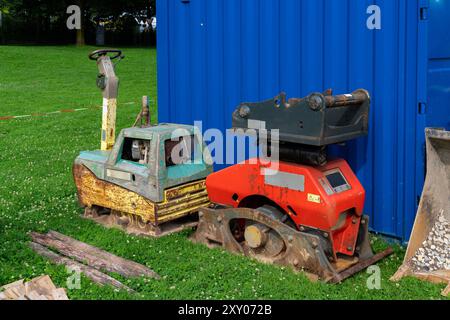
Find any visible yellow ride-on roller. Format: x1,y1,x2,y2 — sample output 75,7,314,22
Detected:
73,49,213,237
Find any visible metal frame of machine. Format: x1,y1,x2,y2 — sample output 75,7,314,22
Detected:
192,89,393,282
74,50,213,237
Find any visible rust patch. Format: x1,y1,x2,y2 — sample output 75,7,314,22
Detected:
324,89,369,108
73,164,156,224
192,208,392,282
73,164,209,228
165,180,207,200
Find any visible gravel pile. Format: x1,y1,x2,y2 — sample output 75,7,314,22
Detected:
410,211,450,273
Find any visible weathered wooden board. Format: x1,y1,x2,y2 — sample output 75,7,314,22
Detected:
73,164,156,223
30,231,159,279
443,284,450,297
0,275,69,300
29,242,134,293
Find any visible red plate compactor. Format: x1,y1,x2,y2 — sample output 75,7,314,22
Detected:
192,89,393,283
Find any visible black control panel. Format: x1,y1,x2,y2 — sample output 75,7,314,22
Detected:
325,169,351,193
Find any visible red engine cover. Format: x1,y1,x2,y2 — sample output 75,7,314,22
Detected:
206,158,365,258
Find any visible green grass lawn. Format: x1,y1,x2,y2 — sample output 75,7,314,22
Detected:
0,45,447,300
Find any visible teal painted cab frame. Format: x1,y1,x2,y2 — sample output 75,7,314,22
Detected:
74,123,213,203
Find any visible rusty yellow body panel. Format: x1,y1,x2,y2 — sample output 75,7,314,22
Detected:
101,98,117,151
74,164,209,226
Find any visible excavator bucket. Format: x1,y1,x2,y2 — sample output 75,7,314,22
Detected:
391,128,450,296
192,207,393,283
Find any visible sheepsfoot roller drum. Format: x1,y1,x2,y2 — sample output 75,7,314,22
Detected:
193,208,392,283
391,128,450,296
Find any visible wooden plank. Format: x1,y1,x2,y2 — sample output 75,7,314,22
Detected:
1,279,24,291
0,275,71,300
51,288,69,300
443,283,450,297
25,291,48,300
330,248,394,284
29,242,134,293
2,286,25,299
25,275,57,296
30,231,159,279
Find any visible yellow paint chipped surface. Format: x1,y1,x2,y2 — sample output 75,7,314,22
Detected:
101,98,117,151
74,165,209,225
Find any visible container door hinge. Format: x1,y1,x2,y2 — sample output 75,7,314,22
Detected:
418,102,427,115
420,3,429,20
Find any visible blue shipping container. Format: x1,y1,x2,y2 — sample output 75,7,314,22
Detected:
157,0,450,241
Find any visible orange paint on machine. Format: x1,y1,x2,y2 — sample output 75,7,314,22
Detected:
206,158,365,260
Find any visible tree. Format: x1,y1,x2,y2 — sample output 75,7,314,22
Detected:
0,0,155,45
76,0,85,46
77,0,155,46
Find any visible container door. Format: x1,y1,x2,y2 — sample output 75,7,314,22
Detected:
427,0,450,130
411,0,450,240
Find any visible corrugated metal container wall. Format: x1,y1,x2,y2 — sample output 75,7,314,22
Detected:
157,0,449,241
